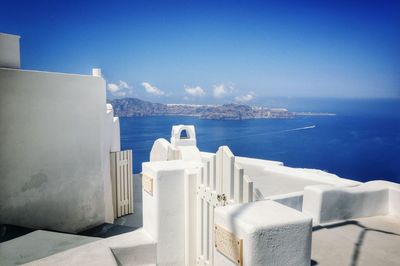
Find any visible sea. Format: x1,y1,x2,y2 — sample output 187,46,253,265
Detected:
120,98,400,183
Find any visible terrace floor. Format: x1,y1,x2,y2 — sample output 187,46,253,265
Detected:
0,174,143,266
0,230,99,265
311,215,400,266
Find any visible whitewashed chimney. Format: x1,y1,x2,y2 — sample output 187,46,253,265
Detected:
92,68,102,77
0,33,21,69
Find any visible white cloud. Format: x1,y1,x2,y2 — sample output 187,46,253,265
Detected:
185,86,205,97
213,83,234,98
141,82,165,96
118,80,130,89
107,80,132,97
107,83,119,93
235,92,255,103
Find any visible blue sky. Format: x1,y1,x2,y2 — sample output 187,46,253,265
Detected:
2,0,399,103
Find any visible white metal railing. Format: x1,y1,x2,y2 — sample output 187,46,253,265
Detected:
110,150,134,218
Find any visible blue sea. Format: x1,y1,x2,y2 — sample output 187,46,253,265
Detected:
120,98,400,183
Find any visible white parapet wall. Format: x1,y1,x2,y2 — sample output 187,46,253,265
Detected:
142,160,202,266
303,180,400,225
214,200,312,266
201,151,360,212
0,67,118,232
105,103,122,222
389,185,400,217
150,138,180,161
106,103,121,153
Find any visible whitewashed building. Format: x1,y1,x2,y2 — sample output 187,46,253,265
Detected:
0,32,122,233
1,33,399,266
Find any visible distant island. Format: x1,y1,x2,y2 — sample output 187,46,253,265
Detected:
108,97,335,120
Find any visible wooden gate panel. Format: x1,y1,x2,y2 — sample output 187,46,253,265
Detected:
110,150,134,219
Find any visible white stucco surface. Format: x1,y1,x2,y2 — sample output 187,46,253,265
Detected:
389,187,400,216
244,162,358,196
214,200,312,266
0,33,20,68
142,160,201,266
178,146,202,162
234,155,283,167
203,151,359,200
202,151,359,212
150,138,179,162
0,68,117,232
170,125,196,147
268,191,305,211
106,104,121,153
151,126,200,163
303,180,400,225
104,104,121,223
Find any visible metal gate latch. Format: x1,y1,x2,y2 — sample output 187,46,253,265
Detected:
217,193,227,205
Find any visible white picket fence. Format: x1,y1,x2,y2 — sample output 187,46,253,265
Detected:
110,150,134,219
195,146,253,265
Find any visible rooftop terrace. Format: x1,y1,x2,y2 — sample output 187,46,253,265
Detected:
1,33,399,266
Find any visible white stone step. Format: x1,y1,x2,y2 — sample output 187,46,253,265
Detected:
105,228,157,266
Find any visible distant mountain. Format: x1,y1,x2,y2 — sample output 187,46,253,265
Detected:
107,97,328,120
108,98,167,117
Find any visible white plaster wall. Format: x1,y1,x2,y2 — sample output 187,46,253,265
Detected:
111,117,120,152
244,162,359,188
269,191,304,211
201,151,359,213
106,103,120,153
0,68,112,233
178,146,202,162
214,200,312,266
202,151,360,191
0,33,20,68
104,104,121,223
150,138,178,162
151,138,201,163
389,187,400,217
142,160,201,266
235,155,283,168
303,181,400,224
170,125,196,147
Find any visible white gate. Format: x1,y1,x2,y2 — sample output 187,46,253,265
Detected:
196,146,253,265
110,150,134,218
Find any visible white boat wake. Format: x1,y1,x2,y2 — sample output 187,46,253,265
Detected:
281,125,316,132
204,125,317,143
132,125,318,149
